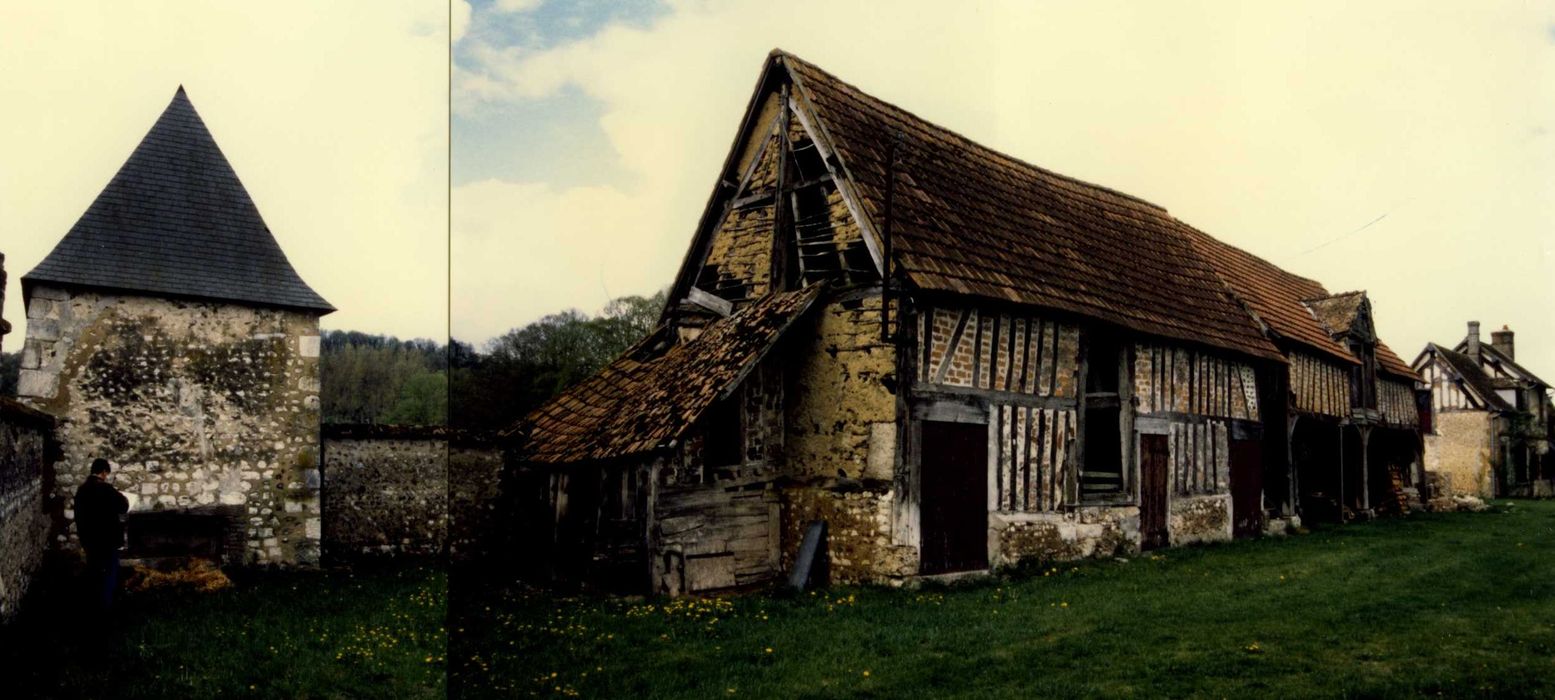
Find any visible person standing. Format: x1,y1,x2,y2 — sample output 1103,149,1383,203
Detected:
74,458,129,611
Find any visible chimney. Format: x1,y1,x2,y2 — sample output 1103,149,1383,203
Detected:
1491,325,1515,360
1467,321,1481,359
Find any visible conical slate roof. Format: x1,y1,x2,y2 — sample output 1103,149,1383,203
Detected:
24,87,333,313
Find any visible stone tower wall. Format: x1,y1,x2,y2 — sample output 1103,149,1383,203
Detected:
18,284,323,565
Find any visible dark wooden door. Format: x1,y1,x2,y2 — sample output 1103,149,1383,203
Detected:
1230,439,1264,539
1140,434,1169,550
920,420,988,574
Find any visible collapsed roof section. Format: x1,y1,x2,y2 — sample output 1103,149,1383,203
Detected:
517,284,823,464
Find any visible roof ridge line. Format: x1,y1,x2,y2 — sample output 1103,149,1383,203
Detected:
775,48,1171,215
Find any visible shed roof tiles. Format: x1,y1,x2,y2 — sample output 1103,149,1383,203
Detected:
518,285,823,464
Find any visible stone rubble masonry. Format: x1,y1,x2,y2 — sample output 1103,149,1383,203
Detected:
1424,411,1495,498
319,425,505,560
778,292,904,582
18,285,323,566
321,430,447,557
0,404,52,623
449,441,504,561
991,505,1139,568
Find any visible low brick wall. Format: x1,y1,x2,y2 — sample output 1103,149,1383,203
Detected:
0,399,54,623
321,425,504,561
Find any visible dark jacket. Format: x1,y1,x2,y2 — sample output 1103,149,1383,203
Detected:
73,476,129,552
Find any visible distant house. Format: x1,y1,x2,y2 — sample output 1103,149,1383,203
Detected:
1413,322,1553,497
508,50,1423,594
17,88,334,566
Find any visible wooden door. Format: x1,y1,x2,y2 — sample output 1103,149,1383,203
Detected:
919,420,989,574
1230,439,1264,538
1139,434,1169,550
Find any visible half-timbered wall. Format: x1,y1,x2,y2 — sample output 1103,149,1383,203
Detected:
695,91,868,303
700,130,780,301
1378,378,1418,427
916,306,1080,513
1133,343,1259,421
1287,351,1350,418
918,306,1079,398
1419,359,1481,413
1133,342,1257,497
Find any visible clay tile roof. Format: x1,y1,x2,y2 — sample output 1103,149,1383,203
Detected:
1180,228,1357,367
517,285,824,464
1374,342,1418,382
1431,344,1513,412
777,51,1282,364
1303,291,1417,381
1304,291,1367,338
23,87,333,314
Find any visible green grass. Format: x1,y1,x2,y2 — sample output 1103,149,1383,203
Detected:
452,501,1555,699
0,563,446,699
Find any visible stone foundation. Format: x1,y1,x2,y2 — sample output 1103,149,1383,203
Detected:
991,505,1140,568
781,484,913,582
1169,493,1233,545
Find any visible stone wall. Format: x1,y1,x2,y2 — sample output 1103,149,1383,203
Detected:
1168,493,1233,545
0,400,52,623
779,292,901,582
449,440,504,561
1425,411,1495,497
320,427,505,560
780,485,913,583
990,506,1138,569
18,285,323,565
321,426,448,558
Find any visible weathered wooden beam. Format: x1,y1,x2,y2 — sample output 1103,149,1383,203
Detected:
686,287,732,317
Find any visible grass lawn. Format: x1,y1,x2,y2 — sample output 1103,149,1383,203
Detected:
453,501,1555,699
0,562,446,699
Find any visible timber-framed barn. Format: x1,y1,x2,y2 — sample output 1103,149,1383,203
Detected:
506,50,1426,594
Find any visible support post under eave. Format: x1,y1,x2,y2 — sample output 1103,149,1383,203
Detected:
1359,425,1373,512
1286,413,1299,518
1337,424,1346,520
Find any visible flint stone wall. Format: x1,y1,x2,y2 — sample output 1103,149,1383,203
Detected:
320,426,505,559
321,426,447,557
18,285,323,566
449,440,504,561
0,401,52,623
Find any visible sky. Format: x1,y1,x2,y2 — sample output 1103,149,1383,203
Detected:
0,2,449,344
452,0,1555,378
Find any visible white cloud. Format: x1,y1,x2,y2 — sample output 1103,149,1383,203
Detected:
453,0,472,44
493,0,544,15
453,0,1555,375
0,2,448,344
